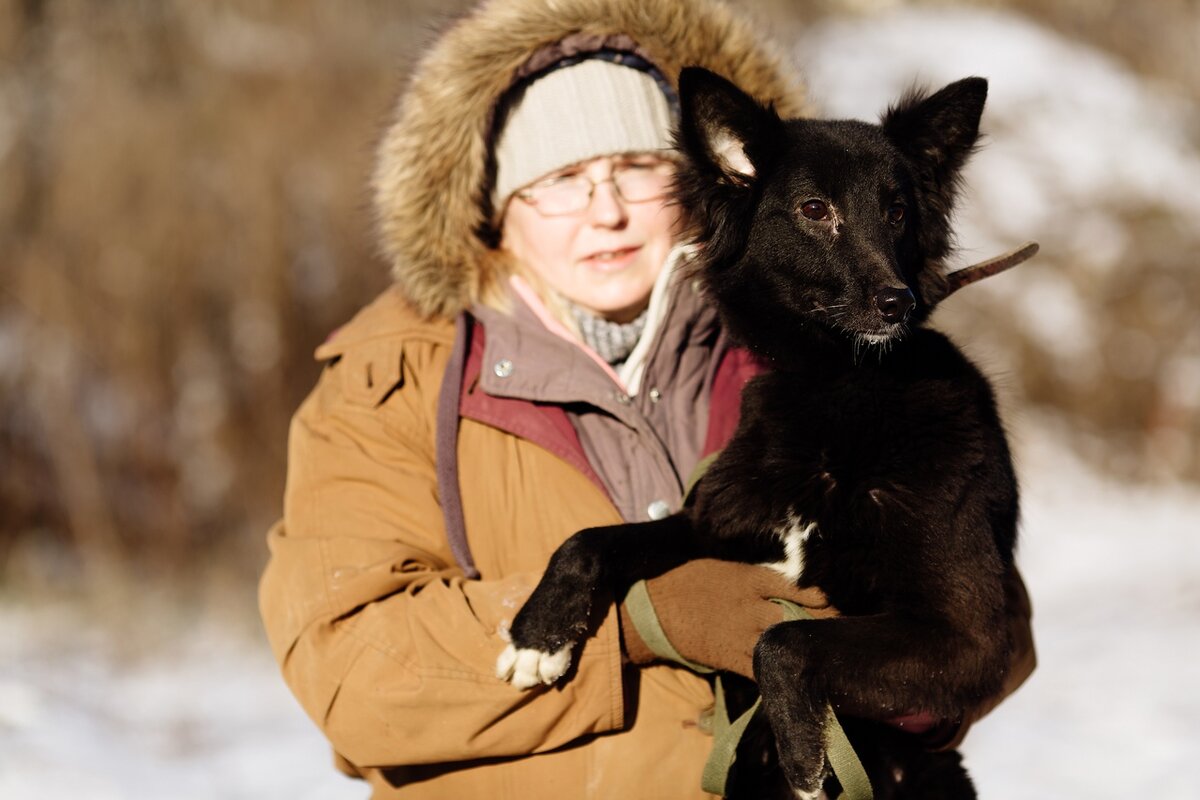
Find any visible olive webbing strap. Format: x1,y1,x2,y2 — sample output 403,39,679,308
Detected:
697,599,873,799
684,450,721,500
623,580,714,674
619,587,873,799
700,688,873,799
698,674,751,796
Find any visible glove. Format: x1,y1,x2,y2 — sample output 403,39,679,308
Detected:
618,558,837,680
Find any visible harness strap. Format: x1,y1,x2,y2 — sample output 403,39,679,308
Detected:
699,674,756,795
697,599,873,799
684,450,721,500
769,601,872,800
436,312,480,579
622,587,873,798
623,580,714,674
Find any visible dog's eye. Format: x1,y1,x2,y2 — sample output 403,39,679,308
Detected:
887,203,906,225
801,200,830,221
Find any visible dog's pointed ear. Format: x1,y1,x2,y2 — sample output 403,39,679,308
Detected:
882,77,987,193
676,67,783,186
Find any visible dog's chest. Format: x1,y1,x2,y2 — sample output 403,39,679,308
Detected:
734,368,965,585
759,512,816,583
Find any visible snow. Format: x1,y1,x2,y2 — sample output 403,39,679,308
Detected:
0,609,366,800
960,414,1200,797
2,5,1197,800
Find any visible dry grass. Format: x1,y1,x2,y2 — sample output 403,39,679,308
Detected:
0,0,469,595
1,0,1196,599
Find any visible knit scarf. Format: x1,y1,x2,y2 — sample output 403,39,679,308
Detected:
568,302,649,366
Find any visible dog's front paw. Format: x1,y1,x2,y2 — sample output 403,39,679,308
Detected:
779,749,832,800
495,642,575,689
782,763,828,800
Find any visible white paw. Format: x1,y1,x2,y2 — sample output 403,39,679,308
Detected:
495,643,575,689
793,789,822,800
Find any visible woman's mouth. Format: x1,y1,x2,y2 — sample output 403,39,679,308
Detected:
581,245,642,271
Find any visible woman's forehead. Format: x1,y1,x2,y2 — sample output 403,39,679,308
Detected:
541,151,675,176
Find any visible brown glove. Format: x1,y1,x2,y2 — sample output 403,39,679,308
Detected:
618,558,837,680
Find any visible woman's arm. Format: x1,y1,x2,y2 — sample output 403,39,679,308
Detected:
258,338,625,770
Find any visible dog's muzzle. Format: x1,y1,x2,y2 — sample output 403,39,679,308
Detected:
874,287,916,324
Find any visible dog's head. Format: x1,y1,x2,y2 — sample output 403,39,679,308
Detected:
673,67,986,361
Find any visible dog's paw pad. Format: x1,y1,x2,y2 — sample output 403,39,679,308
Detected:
495,643,574,689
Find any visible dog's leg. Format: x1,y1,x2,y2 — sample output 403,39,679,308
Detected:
497,513,697,688
754,628,830,799
754,614,995,799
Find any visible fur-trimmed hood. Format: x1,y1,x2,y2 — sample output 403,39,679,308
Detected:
372,0,806,319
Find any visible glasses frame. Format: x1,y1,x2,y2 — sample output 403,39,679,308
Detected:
514,157,676,218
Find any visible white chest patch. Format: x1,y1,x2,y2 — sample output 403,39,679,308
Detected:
760,513,815,584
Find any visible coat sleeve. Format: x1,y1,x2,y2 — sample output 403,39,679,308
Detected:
258,336,625,770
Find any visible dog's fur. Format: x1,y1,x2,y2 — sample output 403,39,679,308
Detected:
497,68,1019,799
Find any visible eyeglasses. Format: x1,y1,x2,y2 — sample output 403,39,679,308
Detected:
515,158,676,217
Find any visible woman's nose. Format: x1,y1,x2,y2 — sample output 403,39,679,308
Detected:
588,179,628,228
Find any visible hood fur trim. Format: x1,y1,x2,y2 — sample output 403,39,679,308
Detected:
372,0,806,319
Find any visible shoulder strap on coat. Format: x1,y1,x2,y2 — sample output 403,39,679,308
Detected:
437,312,480,579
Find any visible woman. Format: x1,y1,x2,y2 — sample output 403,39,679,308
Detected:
258,1,1034,798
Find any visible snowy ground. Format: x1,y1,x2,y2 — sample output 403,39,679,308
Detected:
961,413,1200,797
0,605,367,800
2,5,1197,800
2,414,1197,799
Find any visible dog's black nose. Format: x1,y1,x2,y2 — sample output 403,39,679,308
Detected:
874,288,915,323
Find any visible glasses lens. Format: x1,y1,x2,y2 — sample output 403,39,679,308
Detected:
525,175,590,216
614,162,673,203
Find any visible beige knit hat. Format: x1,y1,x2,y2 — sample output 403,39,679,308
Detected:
492,58,675,210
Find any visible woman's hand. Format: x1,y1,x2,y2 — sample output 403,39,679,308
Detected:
619,559,836,679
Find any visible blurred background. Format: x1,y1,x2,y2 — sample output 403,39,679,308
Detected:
1,0,1197,797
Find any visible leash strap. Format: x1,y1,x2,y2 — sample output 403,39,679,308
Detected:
699,599,873,799
943,241,1039,295
823,702,874,800
684,450,721,500
623,585,873,798
699,674,754,795
623,580,714,674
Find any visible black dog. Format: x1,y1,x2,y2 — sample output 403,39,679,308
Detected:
498,67,1020,799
